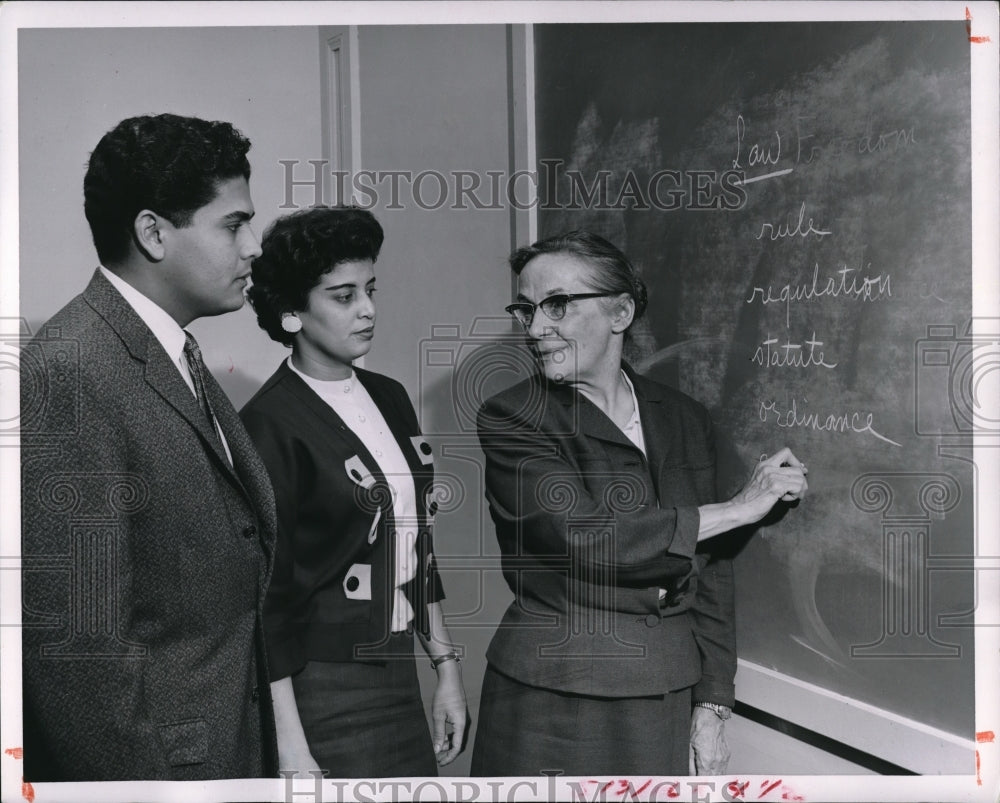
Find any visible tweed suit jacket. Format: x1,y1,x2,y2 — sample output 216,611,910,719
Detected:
20,270,279,781
477,363,737,703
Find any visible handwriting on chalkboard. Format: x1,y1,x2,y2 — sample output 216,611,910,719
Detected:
755,202,831,241
759,397,902,447
732,113,782,168
734,112,916,171
751,333,837,369
734,101,904,447
746,258,892,328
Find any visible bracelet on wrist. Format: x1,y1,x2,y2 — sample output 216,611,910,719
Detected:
694,701,732,720
430,651,461,670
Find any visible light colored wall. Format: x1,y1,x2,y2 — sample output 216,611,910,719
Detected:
18,26,323,405
354,25,515,777
356,24,514,391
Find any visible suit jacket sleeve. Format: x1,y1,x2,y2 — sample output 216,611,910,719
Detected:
240,406,305,680
688,413,737,707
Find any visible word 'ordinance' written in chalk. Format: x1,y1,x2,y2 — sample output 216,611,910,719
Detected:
759,397,902,447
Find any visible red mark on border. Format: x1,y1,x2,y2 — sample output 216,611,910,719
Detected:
976,730,996,743
5,748,34,802
761,779,783,797
966,7,992,43
585,779,656,798
976,749,982,785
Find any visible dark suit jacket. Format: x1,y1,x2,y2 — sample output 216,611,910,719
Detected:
240,361,445,679
477,363,736,703
20,270,279,781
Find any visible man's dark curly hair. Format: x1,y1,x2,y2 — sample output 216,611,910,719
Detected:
84,113,252,265
248,206,384,347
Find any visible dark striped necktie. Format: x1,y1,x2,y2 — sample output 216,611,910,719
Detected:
182,331,217,429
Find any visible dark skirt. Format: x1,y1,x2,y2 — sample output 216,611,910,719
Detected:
291,634,437,778
471,664,691,776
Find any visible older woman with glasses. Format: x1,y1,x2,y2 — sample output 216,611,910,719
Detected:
471,230,808,776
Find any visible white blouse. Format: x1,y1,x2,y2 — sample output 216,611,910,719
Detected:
618,370,671,601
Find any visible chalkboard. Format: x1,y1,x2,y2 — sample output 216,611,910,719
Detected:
534,21,975,746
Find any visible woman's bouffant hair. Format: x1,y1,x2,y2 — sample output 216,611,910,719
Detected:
248,206,384,346
509,230,649,335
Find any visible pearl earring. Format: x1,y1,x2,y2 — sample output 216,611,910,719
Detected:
280,313,303,334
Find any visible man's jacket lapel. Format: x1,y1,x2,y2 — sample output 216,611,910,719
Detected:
82,270,250,497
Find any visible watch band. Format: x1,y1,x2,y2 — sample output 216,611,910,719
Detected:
430,651,461,670
694,701,732,720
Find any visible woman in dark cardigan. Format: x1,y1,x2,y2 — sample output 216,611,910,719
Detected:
240,206,467,777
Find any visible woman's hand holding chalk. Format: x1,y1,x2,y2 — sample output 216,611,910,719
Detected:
731,446,810,522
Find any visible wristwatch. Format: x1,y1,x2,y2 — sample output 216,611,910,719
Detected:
694,701,732,720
